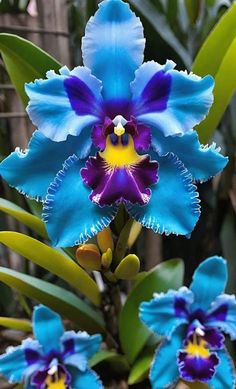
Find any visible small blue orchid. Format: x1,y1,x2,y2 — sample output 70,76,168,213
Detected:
0,305,103,389
0,0,228,247
140,257,236,388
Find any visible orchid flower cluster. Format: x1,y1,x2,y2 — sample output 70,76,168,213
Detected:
0,0,233,388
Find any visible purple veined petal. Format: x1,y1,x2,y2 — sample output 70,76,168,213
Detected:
81,152,158,206
178,349,219,383
25,66,103,142
206,294,236,340
131,60,214,137
140,287,193,339
61,331,101,373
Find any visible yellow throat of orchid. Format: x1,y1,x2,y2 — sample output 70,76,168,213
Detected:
185,330,210,359
100,118,142,167
45,372,67,389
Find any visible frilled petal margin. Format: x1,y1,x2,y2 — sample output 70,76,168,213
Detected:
209,349,236,389
127,152,200,236
189,257,227,312
140,287,193,339
0,339,42,384
43,155,117,247
152,130,228,182
69,367,103,389
33,306,64,354
131,60,214,137
0,131,92,201
150,326,185,389
25,66,102,142
82,0,145,102
62,331,102,371
206,295,236,340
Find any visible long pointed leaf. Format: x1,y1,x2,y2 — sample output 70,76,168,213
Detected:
0,267,105,333
192,3,236,142
0,317,32,332
0,231,101,306
0,33,61,105
0,198,47,238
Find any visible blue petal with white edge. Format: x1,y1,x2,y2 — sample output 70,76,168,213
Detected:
206,294,236,340
0,339,42,383
25,66,102,142
140,287,193,339
69,367,103,389
150,326,185,389
33,305,64,353
127,152,201,236
43,155,117,247
0,130,92,201
82,0,145,101
209,348,235,389
152,130,228,182
62,331,101,371
131,60,214,136
190,256,227,312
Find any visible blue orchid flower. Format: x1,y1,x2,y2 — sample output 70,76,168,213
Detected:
0,0,228,247
0,305,103,389
139,257,236,388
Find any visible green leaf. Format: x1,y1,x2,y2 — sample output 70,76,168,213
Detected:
0,33,61,105
128,0,191,68
119,258,184,363
90,350,130,374
128,351,154,385
0,231,101,306
0,198,47,238
192,3,236,143
89,350,120,367
184,0,202,24
0,267,105,333
0,316,32,332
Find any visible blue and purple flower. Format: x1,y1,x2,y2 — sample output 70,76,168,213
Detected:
0,0,228,247
0,305,103,389
139,257,236,388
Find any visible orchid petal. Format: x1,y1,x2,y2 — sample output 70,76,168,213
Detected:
150,326,185,389
25,66,102,141
82,0,145,102
209,348,235,389
140,287,193,339
62,331,101,372
33,305,64,353
132,61,214,136
206,294,236,340
152,130,228,182
69,367,103,389
43,155,117,247
0,130,92,201
190,256,227,312
0,339,42,384
127,152,200,236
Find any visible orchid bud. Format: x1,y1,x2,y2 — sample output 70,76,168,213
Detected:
76,244,101,271
101,248,113,269
97,227,114,253
114,254,140,280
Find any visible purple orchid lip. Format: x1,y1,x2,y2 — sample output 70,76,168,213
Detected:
178,348,219,383
177,324,223,384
